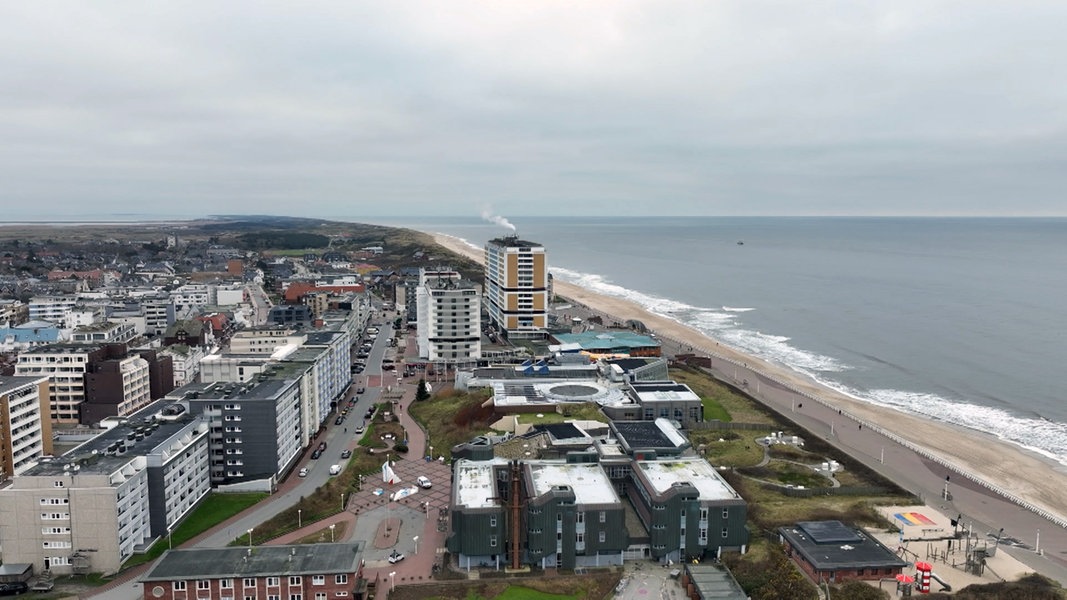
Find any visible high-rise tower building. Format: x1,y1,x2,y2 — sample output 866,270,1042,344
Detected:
484,236,547,339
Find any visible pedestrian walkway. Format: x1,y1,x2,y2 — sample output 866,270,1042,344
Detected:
266,329,450,598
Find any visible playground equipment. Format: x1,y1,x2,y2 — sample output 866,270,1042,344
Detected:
915,561,951,594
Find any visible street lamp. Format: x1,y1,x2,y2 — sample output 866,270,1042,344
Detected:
341,492,346,512
429,445,434,461
297,509,302,529
329,523,336,543
246,528,254,549
389,571,396,591
413,535,419,554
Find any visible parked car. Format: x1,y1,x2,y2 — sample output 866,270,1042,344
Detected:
311,450,322,459
0,582,28,596
357,387,366,394
354,425,365,434
417,476,432,489
329,464,342,475
298,467,308,477
388,551,406,564
340,449,352,459
334,416,344,426
318,441,327,451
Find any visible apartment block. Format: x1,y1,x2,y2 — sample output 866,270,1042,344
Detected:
416,267,482,363
0,401,210,575
0,376,52,480
167,377,303,489
484,236,548,339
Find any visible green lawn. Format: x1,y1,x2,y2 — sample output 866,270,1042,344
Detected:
495,588,581,600
123,492,266,568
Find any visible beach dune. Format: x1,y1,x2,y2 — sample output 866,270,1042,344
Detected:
432,232,1067,570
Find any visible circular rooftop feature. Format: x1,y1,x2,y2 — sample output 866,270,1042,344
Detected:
546,384,601,399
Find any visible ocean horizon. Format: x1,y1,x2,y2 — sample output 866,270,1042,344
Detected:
356,215,1067,469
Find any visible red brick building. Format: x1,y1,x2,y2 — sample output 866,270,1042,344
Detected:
140,543,368,600
779,521,907,584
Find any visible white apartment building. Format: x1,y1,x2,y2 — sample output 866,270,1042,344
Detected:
0,376,52,480
416,268,481,362
28,297,77,325
170,284,216,312
141,294,176,337
159,345,206,387
229,328,306,355
0,403,210,575
15,345,99,423
301,330,352,424
71,321,137,345
484,236,548,339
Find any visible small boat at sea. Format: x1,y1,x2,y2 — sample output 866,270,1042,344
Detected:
737,240,744,245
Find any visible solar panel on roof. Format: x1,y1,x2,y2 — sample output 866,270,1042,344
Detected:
798,521,863,544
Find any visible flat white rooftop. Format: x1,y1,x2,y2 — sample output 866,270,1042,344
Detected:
455,459,505,509
490,381,630,408
637,458,740,501
529,462,619,505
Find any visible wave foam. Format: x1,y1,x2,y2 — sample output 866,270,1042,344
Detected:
723,306,755,312
551,266,847,375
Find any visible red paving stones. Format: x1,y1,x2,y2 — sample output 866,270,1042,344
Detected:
269,327,452,598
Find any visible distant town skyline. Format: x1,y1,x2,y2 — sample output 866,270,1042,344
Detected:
4,2,1067,218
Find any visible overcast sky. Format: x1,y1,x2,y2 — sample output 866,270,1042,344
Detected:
4,2,1066,219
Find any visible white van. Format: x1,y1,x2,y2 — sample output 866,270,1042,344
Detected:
329,464,341,475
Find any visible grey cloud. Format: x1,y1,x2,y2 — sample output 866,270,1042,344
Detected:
2,1,1066,218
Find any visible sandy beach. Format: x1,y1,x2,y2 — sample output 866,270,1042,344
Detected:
431,232,1067,564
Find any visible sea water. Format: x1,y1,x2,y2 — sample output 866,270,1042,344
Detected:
359,216,1067,465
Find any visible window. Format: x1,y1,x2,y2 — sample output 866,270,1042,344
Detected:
288,595,302,600
221,579,233,589
315,594,327,600
244,579,256,588
197,580,210,590
288,577,301,586
576,512,584,524
722,508,729,519
311,576,324,585
174,582,187,591
334,575,348,585
267,577,280,587
599,531,606,543
53,480,64,488
599,511,606,523
489,516,496,527
490,536,497,547
722,528,729,538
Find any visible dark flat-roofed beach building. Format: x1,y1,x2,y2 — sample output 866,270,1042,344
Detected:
778,520,907,583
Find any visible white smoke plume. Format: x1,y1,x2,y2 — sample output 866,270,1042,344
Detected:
481,208,517,231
